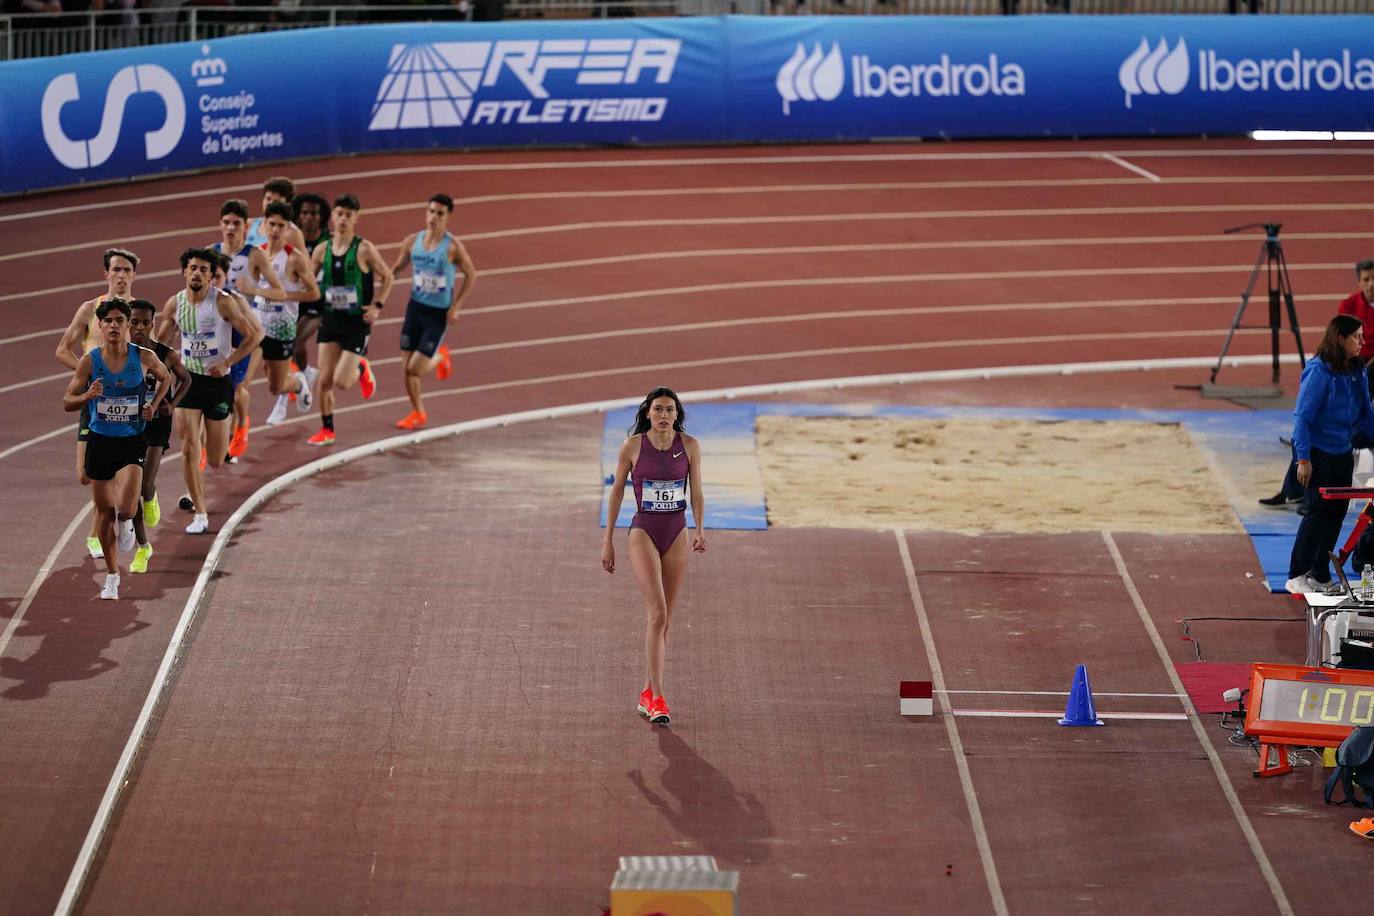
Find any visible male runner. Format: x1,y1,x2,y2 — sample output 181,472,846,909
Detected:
61,299,172,599
307,194,393,446
390,193,477,430
55,247,138,559
126,299,191,573
157,248,262,534
291,192,331,373
213,198,284,459
245,176,307,251
255,200,320,426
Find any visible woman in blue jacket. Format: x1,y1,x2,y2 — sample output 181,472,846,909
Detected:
1288,314,1374,593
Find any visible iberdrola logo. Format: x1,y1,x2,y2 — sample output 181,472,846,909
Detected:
776,43,844,115
1119,37,1189,108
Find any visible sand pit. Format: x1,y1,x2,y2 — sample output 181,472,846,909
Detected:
755,416,1241,534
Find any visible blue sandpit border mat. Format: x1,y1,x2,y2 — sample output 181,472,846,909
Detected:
600,402,1322,591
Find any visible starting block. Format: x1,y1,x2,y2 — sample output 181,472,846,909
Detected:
610,855,739,915
900,680,933,716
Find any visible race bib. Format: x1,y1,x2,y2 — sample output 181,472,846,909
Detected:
256,298,285,314
96,395,139,423
640,478,687,513
327,286,358,311
415,271,447,296
183,332,218,360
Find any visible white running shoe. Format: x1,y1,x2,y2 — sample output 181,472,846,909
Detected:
100,573,119,600
265,395,288,427
1285,573,1322,595
116,518,136,553
299,367,317,413
186,513,210,535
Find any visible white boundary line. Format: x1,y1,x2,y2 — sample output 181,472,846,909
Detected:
1100,531,1293,916
1100,153,1163,182
7,143,1374,222
951,710,1187,720
50,358,1315,912
894,531,1008,916
0,504,91,662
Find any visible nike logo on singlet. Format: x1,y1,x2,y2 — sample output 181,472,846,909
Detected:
673,452,683,458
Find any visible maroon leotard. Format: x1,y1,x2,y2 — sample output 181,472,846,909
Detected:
630,431,690,556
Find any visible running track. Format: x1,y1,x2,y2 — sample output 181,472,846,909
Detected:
1,140,1372,914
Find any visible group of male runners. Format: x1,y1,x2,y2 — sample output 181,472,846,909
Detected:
57,178,477,597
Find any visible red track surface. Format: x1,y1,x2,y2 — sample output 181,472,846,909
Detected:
2,139,1374,914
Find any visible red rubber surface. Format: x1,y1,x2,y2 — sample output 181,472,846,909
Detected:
2,139,1372,914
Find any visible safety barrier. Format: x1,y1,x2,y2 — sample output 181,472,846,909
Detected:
2,14,1372,195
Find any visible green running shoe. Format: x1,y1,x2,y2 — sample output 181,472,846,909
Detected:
130,543,153,574
86,536,103,559
143,494,161,527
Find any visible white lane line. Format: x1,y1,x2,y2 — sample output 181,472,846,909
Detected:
11,144,1374,222
1100,153,1163,182
6,204,1369,301
952,710,1188,720
0,370,68,395
941,689,1181,697
47,354,1323,910
0,327,66,348
9,174,1374,265
0,348,1306,463
1101,531,1293,916
894,531,1008,916
0,504,91,663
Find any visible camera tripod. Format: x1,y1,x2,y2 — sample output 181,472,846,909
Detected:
1203,222,1305,397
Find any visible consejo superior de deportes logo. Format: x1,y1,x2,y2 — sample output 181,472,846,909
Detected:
41,63,186,170
1119,37,1189,108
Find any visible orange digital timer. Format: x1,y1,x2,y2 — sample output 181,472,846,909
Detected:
1243,663,1374,777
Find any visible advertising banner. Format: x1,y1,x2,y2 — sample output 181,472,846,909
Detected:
2,15,1373,195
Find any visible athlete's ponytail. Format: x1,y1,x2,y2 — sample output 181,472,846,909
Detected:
628,386,686,436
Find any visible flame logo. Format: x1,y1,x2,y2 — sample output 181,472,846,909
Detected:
776,42,844,115
1119,37,1189,108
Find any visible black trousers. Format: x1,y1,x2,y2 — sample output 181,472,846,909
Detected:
1289,446,1355,582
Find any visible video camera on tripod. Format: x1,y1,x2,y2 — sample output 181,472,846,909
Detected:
1202,221,1305,398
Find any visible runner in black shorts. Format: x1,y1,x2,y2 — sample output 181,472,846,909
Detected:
292,192,330,372
307,194,393,446
127,299,190,573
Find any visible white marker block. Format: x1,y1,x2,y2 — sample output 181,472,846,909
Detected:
900,680,933,716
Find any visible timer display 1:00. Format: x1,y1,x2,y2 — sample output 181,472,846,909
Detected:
1261,679,1374,727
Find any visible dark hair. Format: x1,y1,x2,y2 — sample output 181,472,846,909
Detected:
103,246,139,270
213,250,232,274
264,200,294,222
1357,258,1374,276
128,298,156,315
429,193,454,212
293,192,328,220
179,246,219,271
628,387,686,436
1315,314,1365,372
333,193,361,212
95,298,131,320
220,198,249,220
263,176,295,200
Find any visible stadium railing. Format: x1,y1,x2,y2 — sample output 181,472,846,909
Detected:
2,0,1371,61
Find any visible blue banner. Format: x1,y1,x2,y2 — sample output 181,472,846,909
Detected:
2,15,1373,195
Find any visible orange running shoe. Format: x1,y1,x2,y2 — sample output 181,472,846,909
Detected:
435,344,452,381
1352,819,1374,840
227,420,249,458
647,695,671,725
395,411,428,430
306,428,336,446
358,357,376,400
636,687,653,717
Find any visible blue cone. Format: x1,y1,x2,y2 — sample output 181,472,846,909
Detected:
1058,664,1105,727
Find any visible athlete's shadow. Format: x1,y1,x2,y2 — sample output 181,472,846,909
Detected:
0,563,150,701
627,729,773,866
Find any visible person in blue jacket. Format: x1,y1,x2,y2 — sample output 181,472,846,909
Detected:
1287,314,1374,594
